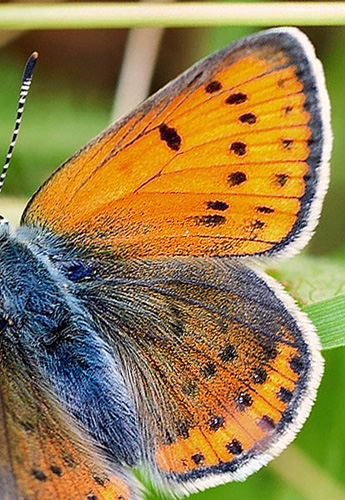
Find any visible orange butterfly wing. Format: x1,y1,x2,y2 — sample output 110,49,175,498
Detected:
84,257,322,493
0,348,137,500
22,28,330,259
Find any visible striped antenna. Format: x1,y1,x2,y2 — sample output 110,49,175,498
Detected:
0,52,38,195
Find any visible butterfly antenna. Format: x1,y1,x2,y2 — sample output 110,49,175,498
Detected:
0,52,38,195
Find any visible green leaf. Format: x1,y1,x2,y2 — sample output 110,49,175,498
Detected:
270,255,345,306
304,295,345,350
270,256,345,351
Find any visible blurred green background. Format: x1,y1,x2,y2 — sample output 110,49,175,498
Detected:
0,3,344,499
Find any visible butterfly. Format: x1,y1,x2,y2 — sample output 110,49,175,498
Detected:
0,27,331,500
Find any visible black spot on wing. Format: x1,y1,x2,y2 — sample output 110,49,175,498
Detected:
282,138,294,149
230,141,247,156
205,80,222,93
235,391,253,412
159,123,181,151
209,415,225,432
252,367,267,385
206,200,229,211
275,173,289,187
191,453,205,465
277,387,293,403
252,220,265,230
239,112,257,124
225,92,247,105
32,469,47,482
226,439,243,455
256,206,274,214
228,171,247,187
193,214,226,227
219,344,237,362
51,465,63,477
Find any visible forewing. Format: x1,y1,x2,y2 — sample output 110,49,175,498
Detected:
77,257,323,494
22,28,330,259
0,343,138,500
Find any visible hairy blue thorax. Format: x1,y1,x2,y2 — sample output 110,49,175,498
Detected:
0,222,141,467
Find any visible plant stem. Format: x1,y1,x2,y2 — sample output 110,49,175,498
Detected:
271,445,345,500
1,3,345,29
